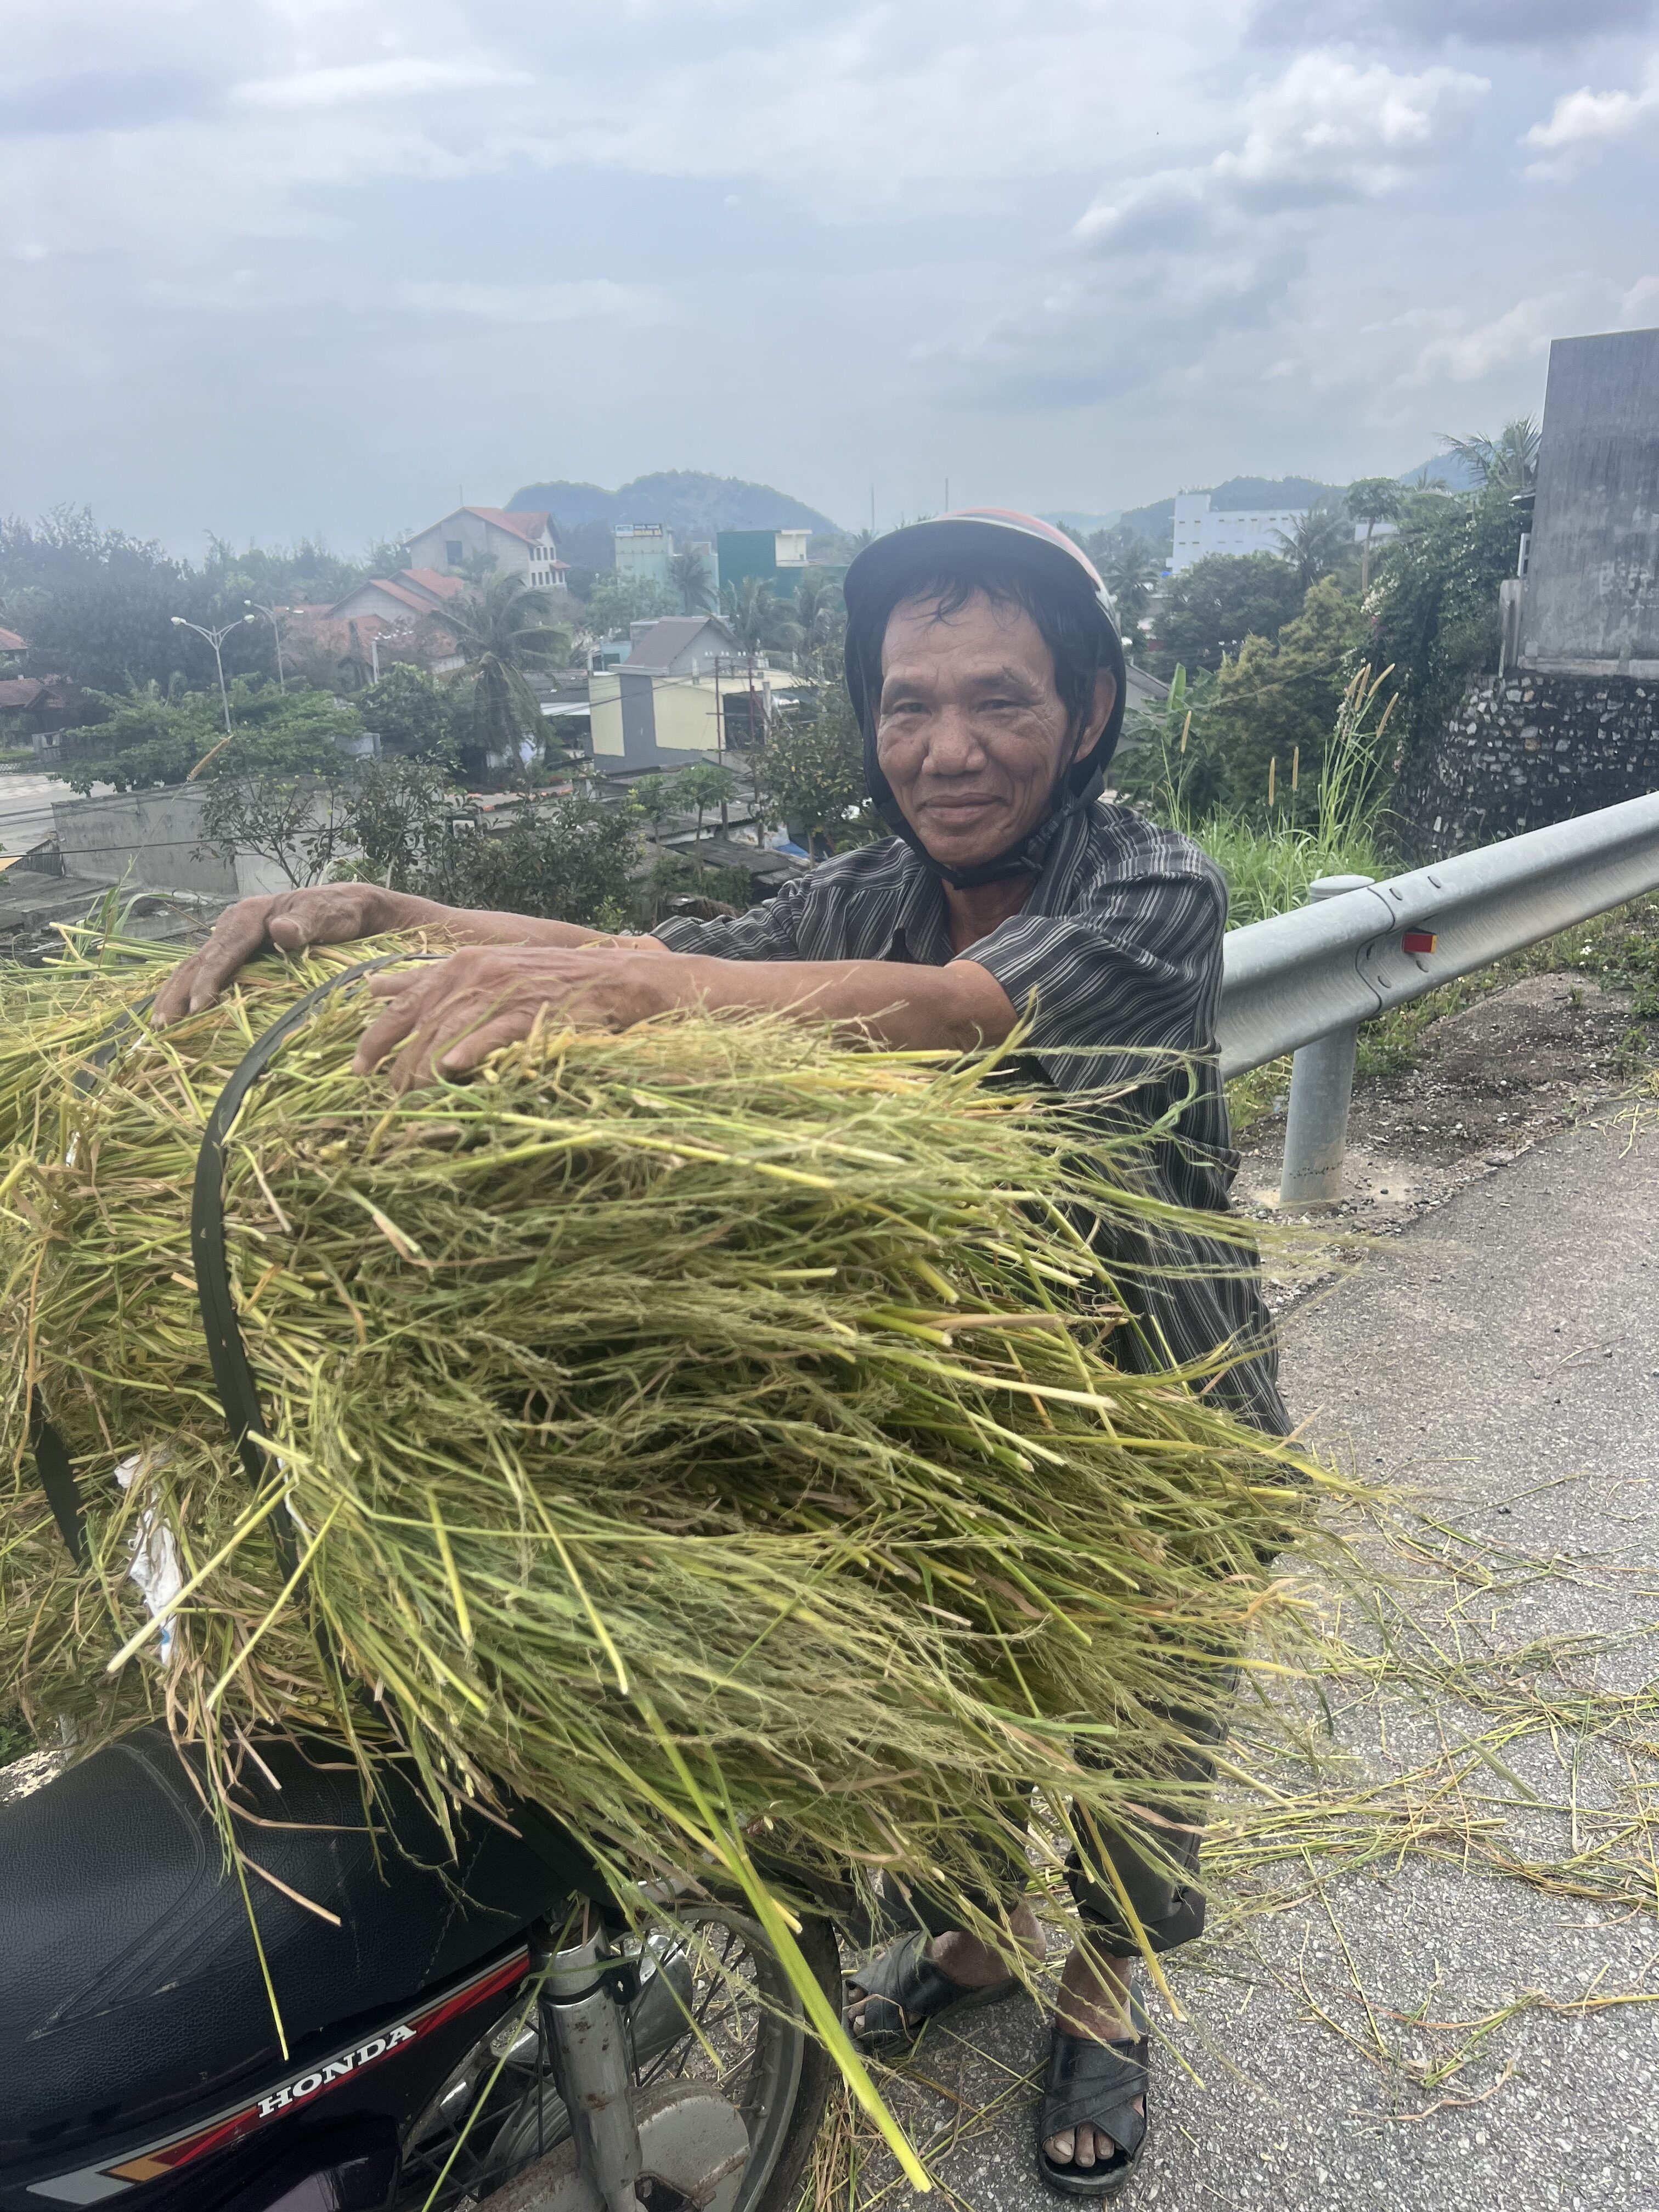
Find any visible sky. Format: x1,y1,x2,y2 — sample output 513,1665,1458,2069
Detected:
4,0,1658,554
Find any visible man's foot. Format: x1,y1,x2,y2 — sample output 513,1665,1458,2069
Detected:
1042,1945,1144,2172
845,1899,1045,2039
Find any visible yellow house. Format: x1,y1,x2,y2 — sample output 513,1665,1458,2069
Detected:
588,617,797,766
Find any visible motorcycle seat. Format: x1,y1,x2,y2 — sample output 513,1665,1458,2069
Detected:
0,1724,597,2165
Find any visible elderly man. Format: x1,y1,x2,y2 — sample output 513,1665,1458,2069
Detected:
156,511,1286,2196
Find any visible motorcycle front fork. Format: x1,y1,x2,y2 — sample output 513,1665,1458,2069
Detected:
538,1923,647,2212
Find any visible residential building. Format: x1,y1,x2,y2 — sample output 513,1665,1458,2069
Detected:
328,569,467,627
405,506,568,591
588,615,796,767
715,528,811,599
1170,493,1306,573
0,625,26,670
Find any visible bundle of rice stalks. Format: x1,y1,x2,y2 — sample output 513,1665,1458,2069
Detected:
1,929,1337,2134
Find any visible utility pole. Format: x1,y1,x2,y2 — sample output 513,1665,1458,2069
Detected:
245,599,287,689
171,612,258,737
870,485,876,532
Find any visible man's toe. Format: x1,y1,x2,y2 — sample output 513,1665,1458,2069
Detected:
1044,2128,1076,2165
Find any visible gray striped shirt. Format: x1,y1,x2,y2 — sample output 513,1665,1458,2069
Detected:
656,802,1286,1433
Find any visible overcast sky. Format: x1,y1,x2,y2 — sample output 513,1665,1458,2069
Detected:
4,0,1657,553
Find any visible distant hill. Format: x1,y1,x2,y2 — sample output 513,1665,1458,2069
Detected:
1400,452,1481,491
505,471,840,538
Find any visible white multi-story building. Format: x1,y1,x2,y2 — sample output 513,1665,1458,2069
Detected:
1170,492,1307,573
613,525,675,588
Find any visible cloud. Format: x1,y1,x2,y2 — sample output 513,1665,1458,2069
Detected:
393,279,667,327
1076,55,1489,255
1524,57,1659,172
1250,0,1655,45
232,56,533,108
945,54,1490,417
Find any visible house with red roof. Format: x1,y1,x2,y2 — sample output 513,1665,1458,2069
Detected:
404,506,568,592
327,567,468,628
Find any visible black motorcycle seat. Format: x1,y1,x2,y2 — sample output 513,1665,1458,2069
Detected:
0,1725,599,2164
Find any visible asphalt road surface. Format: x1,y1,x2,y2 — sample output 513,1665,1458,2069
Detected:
850,1104,1659,2212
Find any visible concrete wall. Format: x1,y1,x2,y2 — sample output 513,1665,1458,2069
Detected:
1523,327,1659,676
1392,669,1659,860
52,785,238,895
51,785,330,899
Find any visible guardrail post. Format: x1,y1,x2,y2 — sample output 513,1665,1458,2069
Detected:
1277,874,1375,1209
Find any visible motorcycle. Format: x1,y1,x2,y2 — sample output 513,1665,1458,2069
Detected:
0,1725,838,2212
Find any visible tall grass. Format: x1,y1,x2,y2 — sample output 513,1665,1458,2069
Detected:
1141,667,1398,928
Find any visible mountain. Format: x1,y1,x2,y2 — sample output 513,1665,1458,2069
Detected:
1399,452,1482,491
505,471,840,537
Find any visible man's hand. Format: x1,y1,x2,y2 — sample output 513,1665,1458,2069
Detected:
354,945,690,1090
153,883,421,1026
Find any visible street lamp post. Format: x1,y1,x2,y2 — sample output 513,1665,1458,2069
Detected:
245,599,287,690
171,613,258,737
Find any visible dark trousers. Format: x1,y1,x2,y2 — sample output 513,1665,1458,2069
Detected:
881,1683,1232,1957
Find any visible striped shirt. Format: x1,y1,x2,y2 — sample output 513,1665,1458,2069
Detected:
655,802,1288,1434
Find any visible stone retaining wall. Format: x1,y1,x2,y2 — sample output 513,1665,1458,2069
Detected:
1393,669,1659,861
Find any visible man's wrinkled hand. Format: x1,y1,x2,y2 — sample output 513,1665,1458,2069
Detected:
353,945,690,1092
153,883,407,1028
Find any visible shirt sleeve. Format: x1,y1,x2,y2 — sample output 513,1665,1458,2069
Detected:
957,863,1226,1096
651,883,806,961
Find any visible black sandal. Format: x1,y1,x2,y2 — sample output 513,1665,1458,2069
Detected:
843,1928,1018,2050
1036,1988,1150,2198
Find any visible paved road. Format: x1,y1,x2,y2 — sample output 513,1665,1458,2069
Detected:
854,1108,1659,2212
0,770,74,857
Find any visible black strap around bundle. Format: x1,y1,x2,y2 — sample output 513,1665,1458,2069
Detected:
190,952,417,1580
31,951,421,1576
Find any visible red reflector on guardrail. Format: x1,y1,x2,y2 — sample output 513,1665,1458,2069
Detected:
1402,930,1437,954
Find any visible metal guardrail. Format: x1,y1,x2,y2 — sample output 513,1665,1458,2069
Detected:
1217,792,1659,1205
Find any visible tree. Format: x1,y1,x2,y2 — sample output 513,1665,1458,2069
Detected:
673,760,738,845
584,573,676,640
61,679,354,794
1101,540,1159,636
359,663,455,763
199,770,344,889
667,548,715,614
753,673,871,853
1147,552,1305,678
1274,505,1354,590
1346,477,1405,592
421,785,637,923
1366,479,1528,766
334,758,459,890
1202,576,1364,814
1438,417,1540,499
441,573,569,780
631,771,681,850
790,570,845,657
721,577,799,661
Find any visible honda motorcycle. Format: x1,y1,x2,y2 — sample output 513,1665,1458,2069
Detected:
0,1725,838,2212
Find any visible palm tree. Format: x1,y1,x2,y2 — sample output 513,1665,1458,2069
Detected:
1102,541,1159,634
442,573,570,781
668,548,715,616
790,570,844,658
1345,477,1404,591
1274,505,1353,590
1438,417,1541,498
721,577,799,660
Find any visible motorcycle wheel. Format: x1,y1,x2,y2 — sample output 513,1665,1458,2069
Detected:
401,1890,838,2212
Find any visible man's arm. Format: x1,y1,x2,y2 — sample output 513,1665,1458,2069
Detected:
151,883,667,1026
353,944,1018,1090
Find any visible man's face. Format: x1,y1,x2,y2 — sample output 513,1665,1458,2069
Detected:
874,589,1114,875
